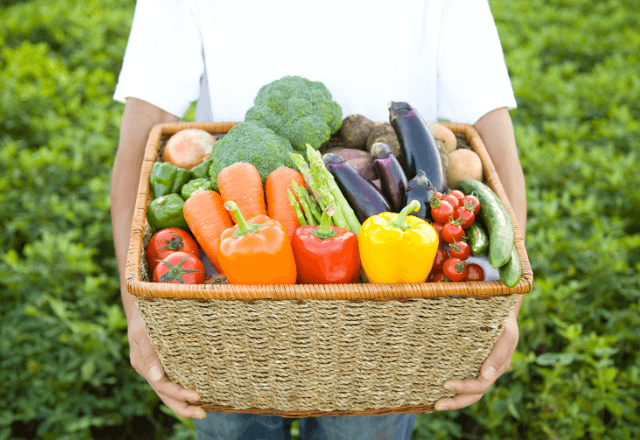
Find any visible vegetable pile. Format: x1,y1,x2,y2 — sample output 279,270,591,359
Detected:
144,76,521,288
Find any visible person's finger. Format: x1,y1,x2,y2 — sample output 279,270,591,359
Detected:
434,393,484,411
156,391,207,420
152,376,202,404
442,313,519,395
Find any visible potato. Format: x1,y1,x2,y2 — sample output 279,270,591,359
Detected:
427,122,457,154
340,114,375,150
323,147,377,181
447,149,483,189
365,123,402,159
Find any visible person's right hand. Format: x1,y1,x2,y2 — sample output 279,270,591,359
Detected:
128,308,207,419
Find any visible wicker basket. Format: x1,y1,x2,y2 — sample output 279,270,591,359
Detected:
126,121,533,417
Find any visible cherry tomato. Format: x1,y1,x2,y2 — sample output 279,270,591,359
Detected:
153,251,205,284
430,198,454,224
431,222,444,241
440,219,466,244
442,194,460,209
432,272,450,282
448,239,471,260
427,268,442,282
146,228,199,272
432,247,449,270
442,257,468,282
462,195,481,215
448,190,466,204
465,263,485,281
454,204,476,229
433,191,444,201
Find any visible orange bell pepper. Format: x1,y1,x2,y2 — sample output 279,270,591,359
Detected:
216,201,297,285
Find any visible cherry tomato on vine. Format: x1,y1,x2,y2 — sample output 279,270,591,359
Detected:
454,203,476,229
448,190,466,204
440,219,466,244
432,247,449,270
448,239,471,260
465,263,485,281
462,194,481,215
432,272,450,282
431,222,444,241
442,194,460,209
153,251,205,284
430,198,454,224
433,191,444,201
442,258,468,282
146,228,199,272
427,268,442,282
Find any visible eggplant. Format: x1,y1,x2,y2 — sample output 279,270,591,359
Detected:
403,170,435,220
388,101,446,193
371,142,408,213
323,153,391,223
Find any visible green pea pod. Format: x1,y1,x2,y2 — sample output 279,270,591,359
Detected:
181,178,212,199
190,158,213,179
146,194,189,232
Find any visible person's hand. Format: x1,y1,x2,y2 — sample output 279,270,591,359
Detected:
434,309,520,411
128,308,207,419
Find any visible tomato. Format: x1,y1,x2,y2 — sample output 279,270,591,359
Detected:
432,247,449,270
440,219,466,244
442,257,468,282
431,222,444,241
448,190,466,204
432,272,450,282
153,251,205,284
433,191,444,201
430,198,454,224
462,195,481,215
465,263,485,281
146,228,199,272
448,239,471,260
442,194,460,209
427,268,442,282
454,205,476,229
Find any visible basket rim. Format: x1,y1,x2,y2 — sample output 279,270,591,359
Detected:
125,121,533,301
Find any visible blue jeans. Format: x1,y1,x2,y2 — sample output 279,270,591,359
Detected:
193,412,417,440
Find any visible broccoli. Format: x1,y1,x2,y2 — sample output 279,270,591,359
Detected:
244,76,343,151
207,122,294,191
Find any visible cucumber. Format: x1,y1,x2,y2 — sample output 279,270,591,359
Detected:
499,246,522,287
457,179,514,268
467,222,489,255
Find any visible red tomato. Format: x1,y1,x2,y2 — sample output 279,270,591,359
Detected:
430,198,454,224
465,263,485,281
427,268,442,282
448,239,471,260
433,192,444,200
153,251,205,284
462,195,481,215
442,258,468,282
442,194,460,209
440,219,466,244
432,247,449,270
448,190,466,204
146,228,199,272
432,272,450,282
454,205,476,229
431,222,444,241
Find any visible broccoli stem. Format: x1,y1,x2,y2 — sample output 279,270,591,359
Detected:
306,145,362,235
288,189,307,226
292,182,317,226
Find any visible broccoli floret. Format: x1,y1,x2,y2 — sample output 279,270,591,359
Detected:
208,122,294,191
245,76,343,151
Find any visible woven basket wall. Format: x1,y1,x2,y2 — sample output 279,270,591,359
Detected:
126,121,532,417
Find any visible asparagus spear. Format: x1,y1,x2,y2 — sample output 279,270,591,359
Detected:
288,189,307,226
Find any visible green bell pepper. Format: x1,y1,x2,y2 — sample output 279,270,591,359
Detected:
181,178,213,199
189,157,213,179
149,162,190,199
146,194,189,232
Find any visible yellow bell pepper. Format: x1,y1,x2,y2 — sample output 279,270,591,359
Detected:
358,200,439,283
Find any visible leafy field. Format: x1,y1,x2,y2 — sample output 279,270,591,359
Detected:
1,0,638,439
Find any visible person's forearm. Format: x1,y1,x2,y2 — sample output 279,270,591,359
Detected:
110,98,179,323
474,107,527,317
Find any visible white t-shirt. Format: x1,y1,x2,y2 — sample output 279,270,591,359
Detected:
114,0,516,125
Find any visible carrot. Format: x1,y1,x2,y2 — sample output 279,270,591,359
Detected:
216,162,267,222
183,189,234,273
265,166,306,240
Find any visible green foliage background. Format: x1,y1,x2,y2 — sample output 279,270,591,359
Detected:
0,0,638,438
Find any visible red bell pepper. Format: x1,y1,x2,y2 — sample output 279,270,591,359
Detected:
291,206,361,284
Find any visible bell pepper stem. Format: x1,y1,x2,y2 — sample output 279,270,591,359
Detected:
388,200,421,230
224,201,261,237
311,205,337,240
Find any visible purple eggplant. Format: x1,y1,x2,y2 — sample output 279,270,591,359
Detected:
388,101,446,193
323,153,391,223
371,142,408,213
403,170,435,220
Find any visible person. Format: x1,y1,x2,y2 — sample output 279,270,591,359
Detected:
110,0,527,438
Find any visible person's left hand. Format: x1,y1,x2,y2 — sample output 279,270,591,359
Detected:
434,309,520,411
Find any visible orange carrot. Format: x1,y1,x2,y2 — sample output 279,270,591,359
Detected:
216,162,267,223
183,189,234,273
265,166,306,240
